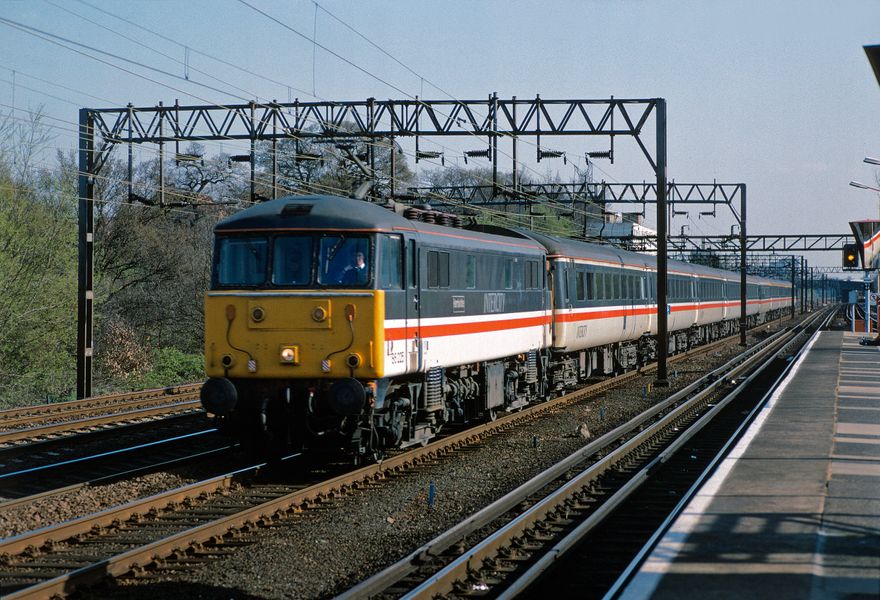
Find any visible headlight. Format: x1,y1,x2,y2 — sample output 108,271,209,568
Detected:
280,345,299,365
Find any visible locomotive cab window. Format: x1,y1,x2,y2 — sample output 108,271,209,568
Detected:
216,236,268,287
317,235,372,286
272,235,311,286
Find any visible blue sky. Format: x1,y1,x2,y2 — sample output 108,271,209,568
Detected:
1,0,878,267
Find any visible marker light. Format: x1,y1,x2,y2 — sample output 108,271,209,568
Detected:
280,346,300,365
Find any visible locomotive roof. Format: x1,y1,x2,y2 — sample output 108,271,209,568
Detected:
214,195,545,253
214,195,786,286
214,195,413,232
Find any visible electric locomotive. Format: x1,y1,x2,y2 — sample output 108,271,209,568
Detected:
200,195,551,458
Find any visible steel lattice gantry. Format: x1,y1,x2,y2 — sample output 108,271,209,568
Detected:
623,234,855,253
76,96,672,397
408,180,751,347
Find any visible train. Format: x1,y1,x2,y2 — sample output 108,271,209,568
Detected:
199,194,793,459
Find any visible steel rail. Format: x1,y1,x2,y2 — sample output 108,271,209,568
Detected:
0,460,277,557
0,384,201,421
0,315,796,599
339,323,798,599
0,443,237,514
0,411,207,465
602,307,835,599
0,391,199,431
0,429,234,502
496,309,830,599
0,429,217,481
0,400,202,445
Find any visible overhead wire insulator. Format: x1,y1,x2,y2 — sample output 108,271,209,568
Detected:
537,149,566,164
416,150,444,165
463,148,490,164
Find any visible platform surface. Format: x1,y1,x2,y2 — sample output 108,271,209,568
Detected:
621,330,880,599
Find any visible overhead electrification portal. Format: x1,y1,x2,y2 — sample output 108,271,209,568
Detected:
76,96,670,397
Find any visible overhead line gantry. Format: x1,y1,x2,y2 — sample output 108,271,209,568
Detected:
77,95,670,397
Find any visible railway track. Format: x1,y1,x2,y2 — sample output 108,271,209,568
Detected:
0,316,798,599
338,307,832,599
0,429,238,506
0,412,210,471
0,384,202,446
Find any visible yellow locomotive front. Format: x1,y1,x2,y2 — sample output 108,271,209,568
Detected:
199,197,396,455
204,290,385,381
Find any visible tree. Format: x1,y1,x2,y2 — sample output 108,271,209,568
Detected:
0,110,78,405
86,144,248,390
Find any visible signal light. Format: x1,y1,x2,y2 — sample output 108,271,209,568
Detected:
842,243,860,268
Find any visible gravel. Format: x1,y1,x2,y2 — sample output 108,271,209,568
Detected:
0,472,200,539
0,320,789,598
72,326,782,600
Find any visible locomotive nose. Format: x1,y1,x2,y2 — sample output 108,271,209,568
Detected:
200,377,238,415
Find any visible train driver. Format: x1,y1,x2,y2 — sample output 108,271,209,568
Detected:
340,251,368,284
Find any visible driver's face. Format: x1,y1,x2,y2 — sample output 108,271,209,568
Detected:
355,252,365,267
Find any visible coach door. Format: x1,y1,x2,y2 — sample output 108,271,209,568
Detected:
621,268,636,340
405,239,422,371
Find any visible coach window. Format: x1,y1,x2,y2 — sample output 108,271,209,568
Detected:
503,260,513,290
466,255,476,289
378,234,402,289
575,271,586,301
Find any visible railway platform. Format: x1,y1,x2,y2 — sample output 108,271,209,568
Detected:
621,330,880,599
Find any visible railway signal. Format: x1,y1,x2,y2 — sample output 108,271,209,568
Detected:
843,243,860,268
